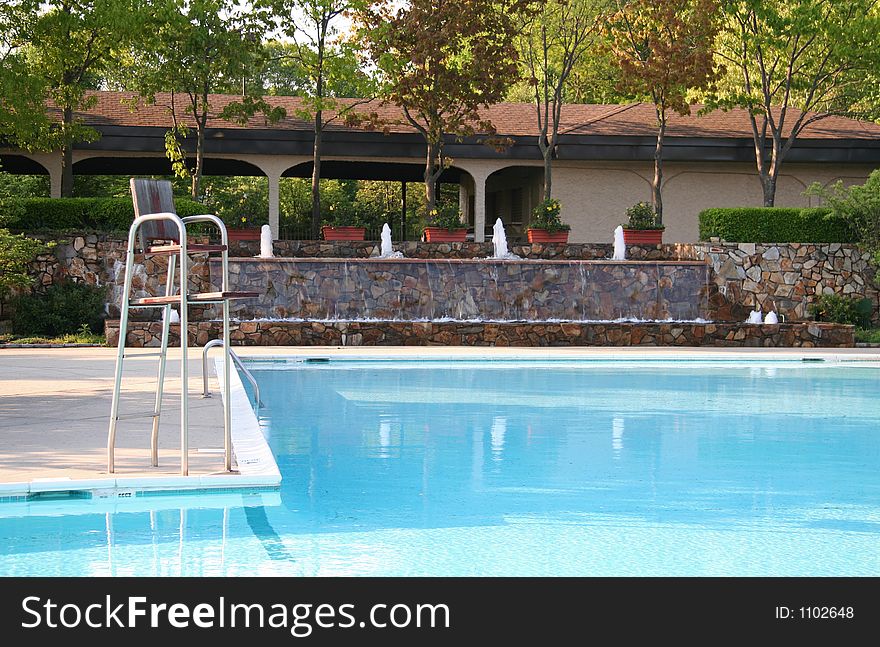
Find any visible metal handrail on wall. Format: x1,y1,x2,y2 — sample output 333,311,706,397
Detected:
202,339,262,410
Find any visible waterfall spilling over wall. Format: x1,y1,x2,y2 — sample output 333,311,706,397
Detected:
212,258,712,322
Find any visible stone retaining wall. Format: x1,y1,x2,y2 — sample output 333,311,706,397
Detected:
12,233,879,326
105,319,854,348
214,258,712,322
702,242,878,322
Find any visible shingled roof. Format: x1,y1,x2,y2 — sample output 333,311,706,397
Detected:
54,91,880,141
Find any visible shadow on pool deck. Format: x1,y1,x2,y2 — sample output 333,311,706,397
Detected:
0,348,233,484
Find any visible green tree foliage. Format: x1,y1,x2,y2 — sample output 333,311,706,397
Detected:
604,0,722,224
260,41,372,99
358,0,533,215
120,0,285,200
261,0,376,237
0,173,49,199
516,0,606,203
708,0,880,207
27,0,141,197
0,1,49,151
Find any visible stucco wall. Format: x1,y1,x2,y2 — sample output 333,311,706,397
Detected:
550,161,875,243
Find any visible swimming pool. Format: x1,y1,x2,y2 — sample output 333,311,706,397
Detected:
1,358,879,576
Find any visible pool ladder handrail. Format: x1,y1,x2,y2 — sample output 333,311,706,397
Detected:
202,339,262,409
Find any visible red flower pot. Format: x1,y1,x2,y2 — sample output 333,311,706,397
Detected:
322,226,366,241
622,229,663,245
226,228,262,241
424,227,468,243
527,229,569,244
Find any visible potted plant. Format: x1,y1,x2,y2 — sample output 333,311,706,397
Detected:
423,203,468,242
322,203,366,241
622,202,664,245
226,215,262,241
527,198,570,243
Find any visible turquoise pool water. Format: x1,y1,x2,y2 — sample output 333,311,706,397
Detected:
1,360,879,576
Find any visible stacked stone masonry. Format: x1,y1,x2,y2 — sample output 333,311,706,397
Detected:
105,319,854,348
14,234,878,328
213,258,711,322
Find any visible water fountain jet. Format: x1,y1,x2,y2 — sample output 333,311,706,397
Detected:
612,226,626,261
378,223,404,258
259,224,274,259
491,218,520,259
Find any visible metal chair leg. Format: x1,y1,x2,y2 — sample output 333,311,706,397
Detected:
150,254,176,467
178,243,189,476
108,242,137,473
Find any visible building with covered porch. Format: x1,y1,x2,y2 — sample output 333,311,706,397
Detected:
2,91,880,242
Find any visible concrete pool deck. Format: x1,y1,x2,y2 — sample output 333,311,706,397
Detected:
1,345,879,497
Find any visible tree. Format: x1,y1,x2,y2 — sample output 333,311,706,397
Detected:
358,0,533,215
604,0,721,223
709,0,880,206
0,1,49,152
262,0,375,238
122,0,284,199
516,0,605,202
27,0,140,196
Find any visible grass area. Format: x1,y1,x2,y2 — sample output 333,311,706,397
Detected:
855,328,880,344
0,327,106,345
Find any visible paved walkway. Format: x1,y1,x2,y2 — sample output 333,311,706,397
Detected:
1,345,877,488
0,347,230,483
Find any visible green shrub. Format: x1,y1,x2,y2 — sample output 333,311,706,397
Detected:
11,281,108,336
698,207,853,243
807,294,872,327
0,197,206,233
806,170,880,268
0,228,47,298
625,201,664,230
529,198,570,233
425,202,466,231
855,327,880,344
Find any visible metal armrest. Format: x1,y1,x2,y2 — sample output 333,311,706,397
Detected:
182,214,228,245
130,212,187,252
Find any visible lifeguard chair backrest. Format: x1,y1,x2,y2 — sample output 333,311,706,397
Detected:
130,178,178,249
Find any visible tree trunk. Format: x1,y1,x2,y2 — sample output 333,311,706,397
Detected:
191,124,204,200
542,144,552,202
762,174,777,207
61,107,74,198
762,137,781,207
311,109,323,239
424,141,437,214
652,110,666,224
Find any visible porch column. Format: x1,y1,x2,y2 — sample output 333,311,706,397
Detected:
267,170,280,239
459,182,470,225
48,159,62,198
473,173,487,242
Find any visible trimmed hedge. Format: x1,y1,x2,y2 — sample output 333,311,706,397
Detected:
0,197,206,233
698,207,855,243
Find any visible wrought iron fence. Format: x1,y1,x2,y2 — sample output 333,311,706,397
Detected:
279,220,425,241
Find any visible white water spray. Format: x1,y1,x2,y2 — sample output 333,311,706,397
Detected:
612,226,626,260
259,224,274,259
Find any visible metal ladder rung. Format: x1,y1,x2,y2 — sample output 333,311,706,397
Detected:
115,411,160,421
123,352,165,358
